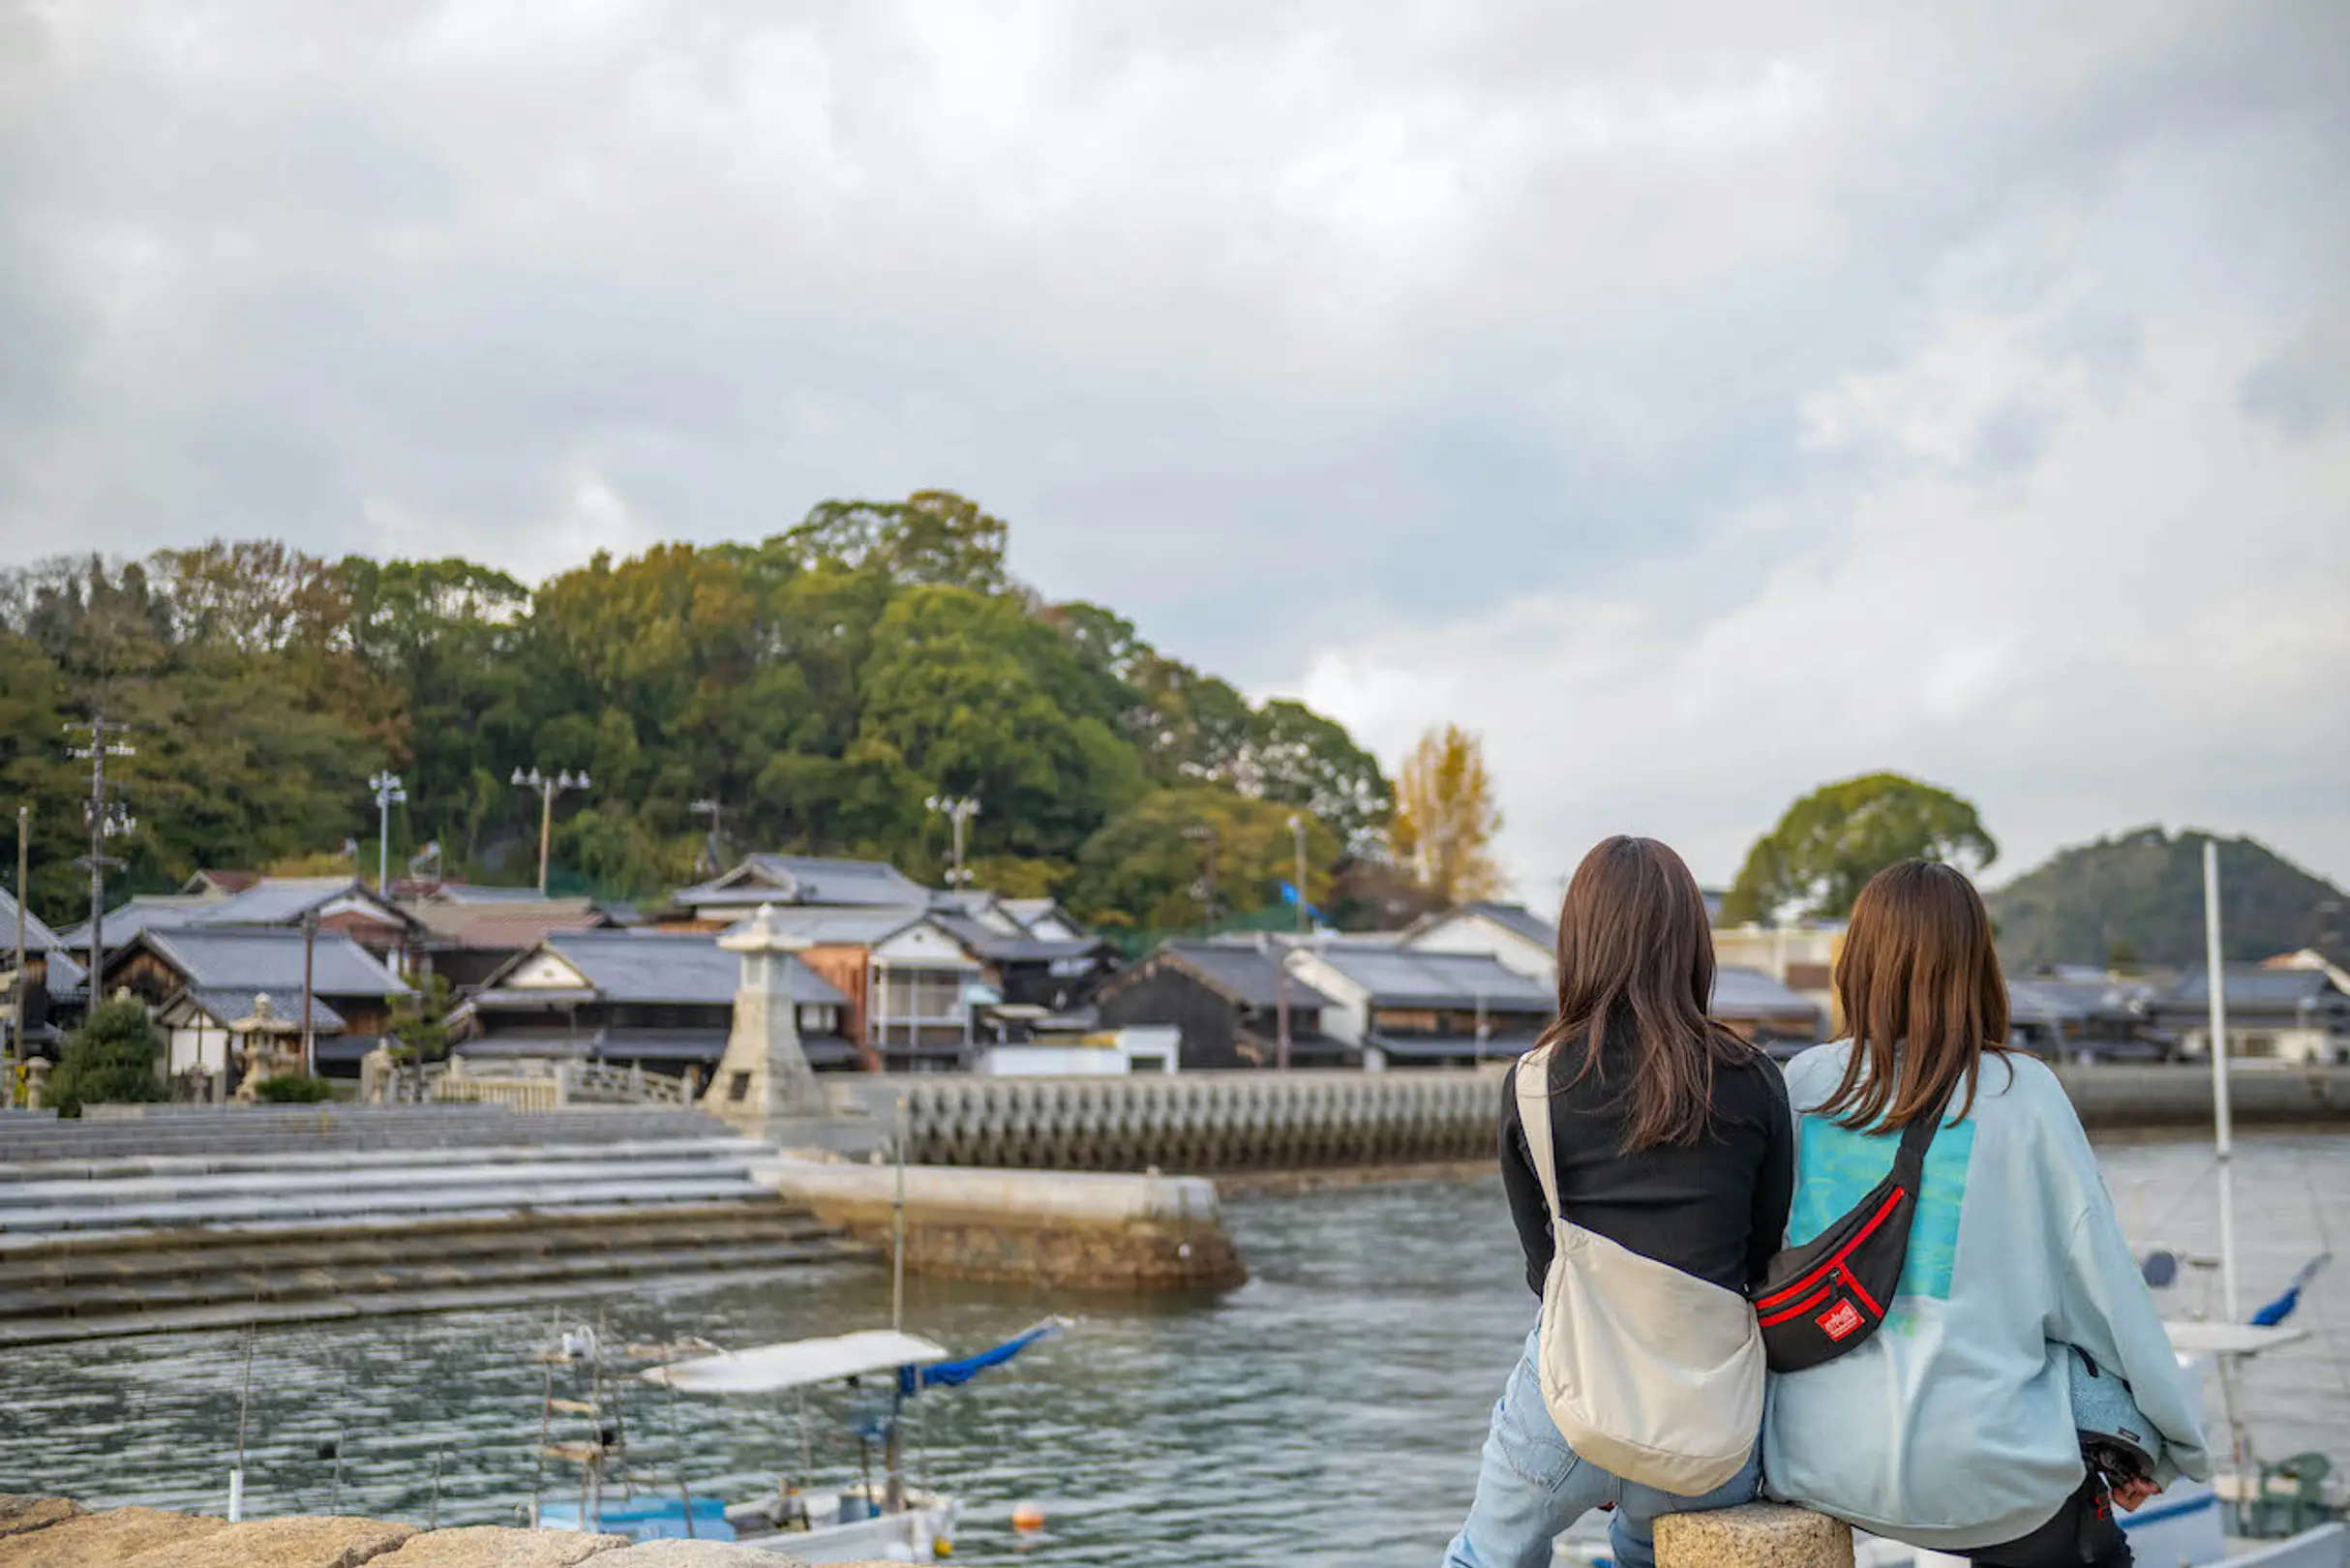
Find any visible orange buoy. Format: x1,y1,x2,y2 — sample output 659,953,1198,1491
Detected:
1010,1501,1047,1533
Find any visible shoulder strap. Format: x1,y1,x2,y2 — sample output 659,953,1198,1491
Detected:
1888,1084,1955,1188
1514,1044,1568,1224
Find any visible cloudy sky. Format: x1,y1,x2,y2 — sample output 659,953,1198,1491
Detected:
2,1,2345,894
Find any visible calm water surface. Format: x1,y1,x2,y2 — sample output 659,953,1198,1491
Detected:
5,1133,2349,1567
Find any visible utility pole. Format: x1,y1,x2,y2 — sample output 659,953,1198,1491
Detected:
1278,813,1311,1073
925,796,979,889
1290,814,1311,935
300,910,317,1079
370,771,407,893
690,798,726,874
12,806,25,1087
1184,824,1219,933
65,717,136,1007
511,768,590,895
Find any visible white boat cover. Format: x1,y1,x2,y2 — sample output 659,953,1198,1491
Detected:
640,1329,949,1395
2163,1320,2309,1357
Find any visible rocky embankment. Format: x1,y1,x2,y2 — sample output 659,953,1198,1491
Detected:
0,1495,900,1567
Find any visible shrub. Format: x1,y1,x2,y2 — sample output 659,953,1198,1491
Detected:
46,997,165,1118
252,1073,335,1103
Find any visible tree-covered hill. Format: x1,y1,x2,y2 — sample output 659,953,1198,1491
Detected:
0,492,1390,930
1985,827,2350,971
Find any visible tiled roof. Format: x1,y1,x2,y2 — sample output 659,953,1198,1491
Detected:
1311,945,1553,1010
1157,941,1335,1010
141,927,412,999
182,988,348,1034
194,878,412,929
535,930,848,1008
1462,901,1558,950
1367,1031,1542,1061
0,889,65,953
58,895,219,951
673,855,930,909
719,907,933,947
423,884,556,905
2158,967,2350,1011
409,900,609,950
930,913,1104,964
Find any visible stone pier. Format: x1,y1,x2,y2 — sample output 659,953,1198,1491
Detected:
0,1494,904,1566
756,1157,1247,1292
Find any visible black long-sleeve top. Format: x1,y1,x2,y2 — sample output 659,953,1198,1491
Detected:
1501,1020,1795,1297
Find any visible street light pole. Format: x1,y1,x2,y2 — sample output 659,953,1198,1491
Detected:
511,768,591,895
924,796,979,889
369,771,407,893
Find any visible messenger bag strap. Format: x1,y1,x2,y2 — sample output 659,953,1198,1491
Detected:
1514,1043,1568,1224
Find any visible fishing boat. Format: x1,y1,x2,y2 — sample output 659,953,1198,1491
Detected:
534,1319,1064,1563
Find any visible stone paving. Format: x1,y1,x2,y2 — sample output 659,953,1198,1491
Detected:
0,1497,903,1568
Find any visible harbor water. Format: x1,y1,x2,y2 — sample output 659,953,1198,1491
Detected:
4,1132,2347,1567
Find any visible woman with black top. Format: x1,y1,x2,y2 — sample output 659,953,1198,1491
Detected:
1445,836,1795,1568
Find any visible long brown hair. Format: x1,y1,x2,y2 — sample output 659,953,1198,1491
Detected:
1541,835,1756,1152
1817,859,2012,1131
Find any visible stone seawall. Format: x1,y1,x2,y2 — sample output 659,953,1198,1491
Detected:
756,1159,1247,1292
836,1064,2350,1180
841,1069,1502,1172
0,1494,896,1567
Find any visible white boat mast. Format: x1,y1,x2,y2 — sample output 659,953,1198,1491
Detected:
2203,839,2240,1323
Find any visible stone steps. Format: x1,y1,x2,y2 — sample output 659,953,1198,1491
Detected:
0,1114,876,1344
0,1173,775,1234
0,1234,862,1321
0,1106,739,1162
0,1205,838,1286
0,1135,768,1184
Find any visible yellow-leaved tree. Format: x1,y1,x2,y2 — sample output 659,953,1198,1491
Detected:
1391,723,1507,908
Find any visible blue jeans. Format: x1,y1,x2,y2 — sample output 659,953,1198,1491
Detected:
1445,1331,1762,1568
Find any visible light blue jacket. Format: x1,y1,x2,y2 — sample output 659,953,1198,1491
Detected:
1762,1042,2212,1551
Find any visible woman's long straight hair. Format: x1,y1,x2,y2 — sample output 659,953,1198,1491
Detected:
1540,835,1755,1152
1816,859,2012,1131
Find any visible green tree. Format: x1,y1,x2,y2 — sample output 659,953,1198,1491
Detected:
857,585,1144,864
781,490,1010,591
46,997,165,1117
1070,788,1341,931
1723,771,1997,924
386,974,457,1062
1985,827,2344,970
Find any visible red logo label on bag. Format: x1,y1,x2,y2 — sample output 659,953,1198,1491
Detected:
1818,1301,1866,1341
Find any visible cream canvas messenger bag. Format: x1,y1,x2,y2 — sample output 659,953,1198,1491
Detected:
1514,1043,1764,1495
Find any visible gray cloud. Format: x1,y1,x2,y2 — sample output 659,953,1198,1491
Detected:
0,0,2345,879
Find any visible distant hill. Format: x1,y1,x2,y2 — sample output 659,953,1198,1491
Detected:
1985,828,2350,972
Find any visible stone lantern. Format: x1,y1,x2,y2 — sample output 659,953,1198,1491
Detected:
701,903,827,1132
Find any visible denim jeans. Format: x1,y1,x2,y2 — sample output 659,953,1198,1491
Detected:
1445,1330,1762,1568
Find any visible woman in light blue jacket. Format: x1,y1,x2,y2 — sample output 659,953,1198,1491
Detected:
1765,861,2209,1568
